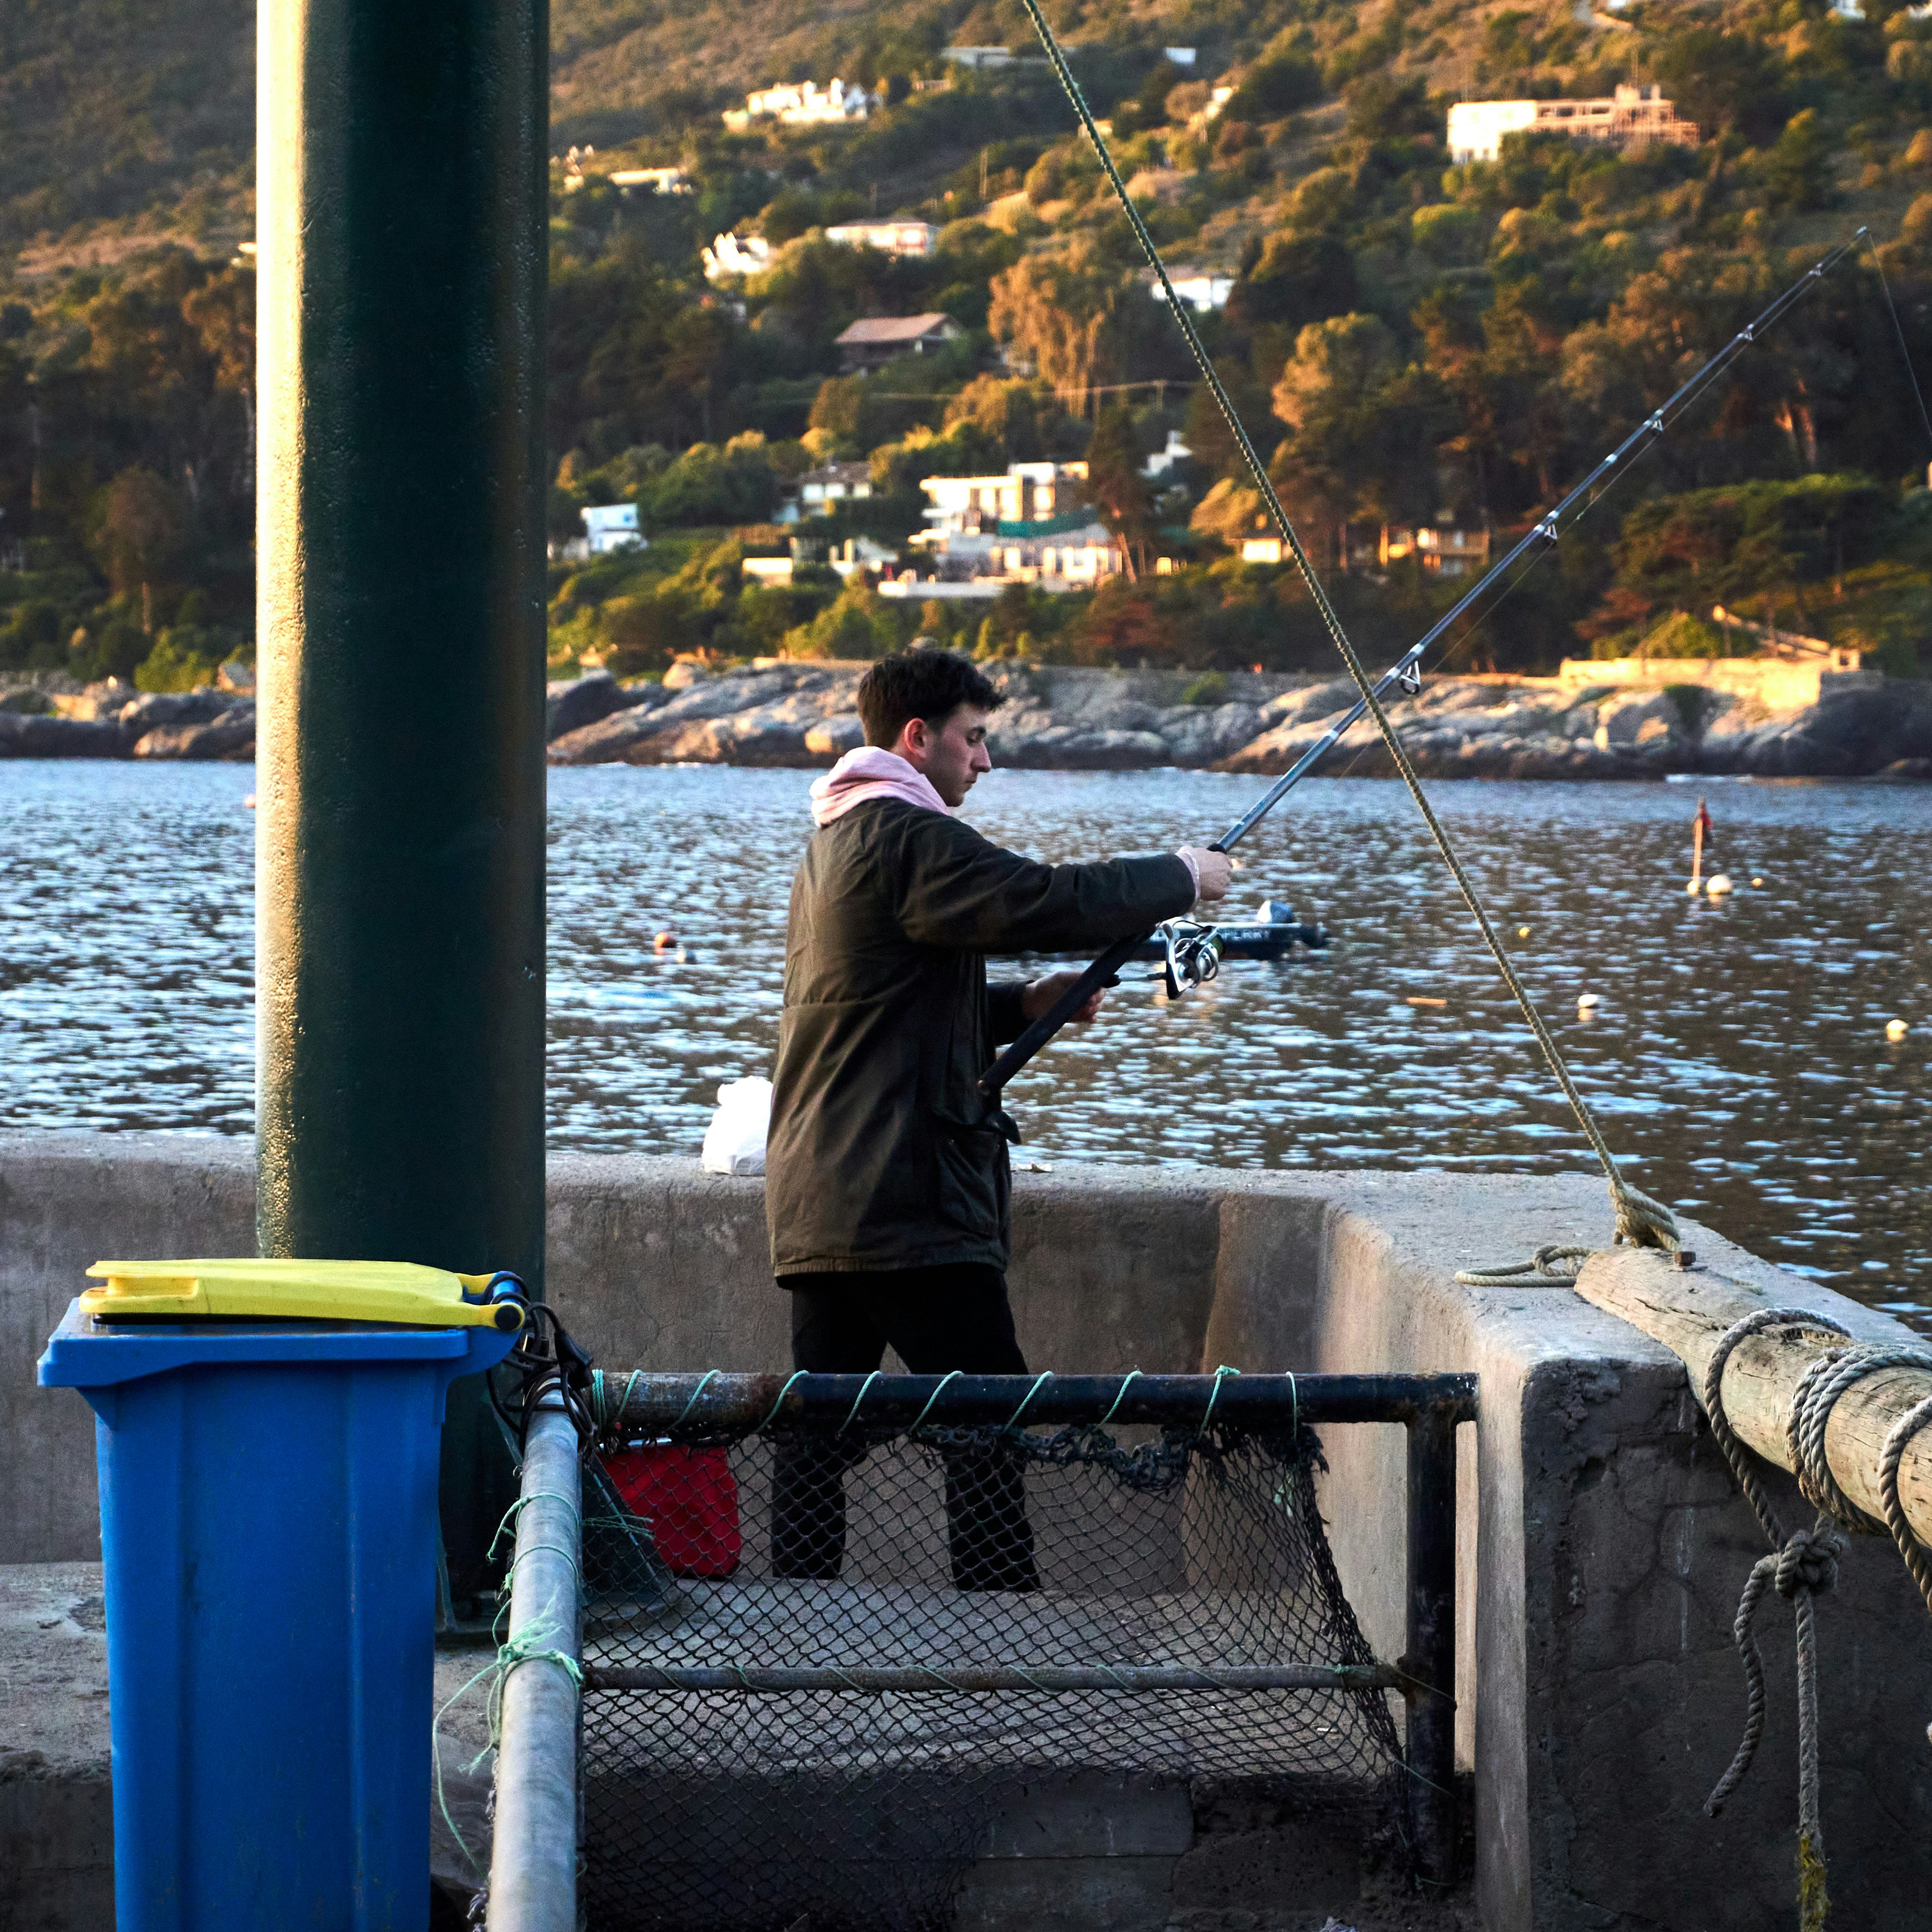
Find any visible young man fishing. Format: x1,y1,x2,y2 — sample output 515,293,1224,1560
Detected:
765,645,1231,1587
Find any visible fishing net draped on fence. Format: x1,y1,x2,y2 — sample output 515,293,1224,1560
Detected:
574,1373,1414,1932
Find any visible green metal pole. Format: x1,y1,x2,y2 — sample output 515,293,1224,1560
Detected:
256,0,549,1613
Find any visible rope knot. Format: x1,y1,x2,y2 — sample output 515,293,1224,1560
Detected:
1610,1181,1681,1254
1774,1526,1842,1600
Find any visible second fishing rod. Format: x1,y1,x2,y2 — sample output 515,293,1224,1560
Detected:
978,232,1866,1102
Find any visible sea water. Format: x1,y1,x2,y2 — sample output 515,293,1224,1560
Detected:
3,760,1928,1326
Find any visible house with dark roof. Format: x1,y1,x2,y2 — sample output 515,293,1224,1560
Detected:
833,313,963,374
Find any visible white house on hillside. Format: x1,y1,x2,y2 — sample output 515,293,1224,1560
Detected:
884,460,1125,594
724,78,876,130
824,221,939,258
1147,272,1233,313
610,167,692,194
916,461,1080,535
1447,85,1698,164
777,462,875,523
701,234,774,282
1143,430,1192,479
582,504,644,554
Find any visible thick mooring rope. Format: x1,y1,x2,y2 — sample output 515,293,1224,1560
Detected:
1700,1309,1850,1930
1700,1311,1932,1929
1012,0,1677,1257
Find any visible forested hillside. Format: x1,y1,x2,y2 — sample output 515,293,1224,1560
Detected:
7,0,1932,689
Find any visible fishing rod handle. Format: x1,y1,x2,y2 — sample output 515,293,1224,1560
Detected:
977,931,1145,1099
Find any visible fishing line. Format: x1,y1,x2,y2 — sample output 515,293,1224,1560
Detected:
1867,238,1932,457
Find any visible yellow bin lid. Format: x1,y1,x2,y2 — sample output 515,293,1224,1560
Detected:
80,1259,527,1330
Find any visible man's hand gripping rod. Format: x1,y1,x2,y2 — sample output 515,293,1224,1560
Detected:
976,231,1863,1103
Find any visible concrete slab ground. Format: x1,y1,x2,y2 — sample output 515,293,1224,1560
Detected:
2,1555,1466,1932
4,1135,1931,1929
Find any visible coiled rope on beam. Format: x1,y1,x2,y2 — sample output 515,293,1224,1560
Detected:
1012,0,1678,1257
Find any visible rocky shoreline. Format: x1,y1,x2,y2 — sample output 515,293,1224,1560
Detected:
544,660,1932,781
0,686,255,762
5,661,1931,779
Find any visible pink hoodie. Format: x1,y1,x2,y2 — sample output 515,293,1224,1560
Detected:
809,747,951,827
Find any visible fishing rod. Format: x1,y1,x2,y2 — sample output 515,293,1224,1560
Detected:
1215,227,1866,849
977,221,1866,1101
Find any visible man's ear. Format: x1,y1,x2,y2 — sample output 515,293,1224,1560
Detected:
899,715,931,762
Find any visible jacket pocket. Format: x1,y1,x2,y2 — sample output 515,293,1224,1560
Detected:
932,1108,1017,1240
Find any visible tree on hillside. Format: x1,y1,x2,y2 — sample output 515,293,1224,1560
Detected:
1270,315,1447,568
1082,405,1157,580
89,467,185,636
988,244,1125,417
1650,28,1787,143
942,375,1048,462
1223,232,1359,360
181,270,255,502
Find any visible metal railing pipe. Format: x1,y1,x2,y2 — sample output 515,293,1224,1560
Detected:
596,1370,1479,1436
1403,1403,1461,1888
487,1398,582,1932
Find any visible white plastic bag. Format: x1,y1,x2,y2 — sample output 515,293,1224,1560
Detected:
701,1076,772,1176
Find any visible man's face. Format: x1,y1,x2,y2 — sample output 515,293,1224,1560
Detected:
900,703,994,808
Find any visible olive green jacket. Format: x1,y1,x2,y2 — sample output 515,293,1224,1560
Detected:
766,799,1195,1278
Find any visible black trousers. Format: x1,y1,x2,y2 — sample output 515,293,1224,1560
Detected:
772,1264,1038,1591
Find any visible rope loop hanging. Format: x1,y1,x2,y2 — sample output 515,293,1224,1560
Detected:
1698,1308,1855,1932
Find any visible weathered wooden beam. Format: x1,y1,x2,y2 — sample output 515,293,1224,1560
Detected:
1573,1248,1932,1547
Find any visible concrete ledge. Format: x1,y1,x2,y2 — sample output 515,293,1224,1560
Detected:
5,1134,1930,1929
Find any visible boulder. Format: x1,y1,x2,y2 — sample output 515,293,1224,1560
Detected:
1590,689,1681,752
131,708,256,760
548,706,679,765
53,679,136,722
645,669,807,726
805,715,865,759
114,689,234,736
0,713,127,758
1157,701,1265,768
994,725,1171,770
0,688,53,716
545,673,659,742
1256,678,1357,729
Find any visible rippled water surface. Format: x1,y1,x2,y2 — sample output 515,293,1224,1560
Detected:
3,760,1930,1326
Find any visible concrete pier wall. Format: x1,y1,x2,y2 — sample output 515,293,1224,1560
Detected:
4,1131,1930,1930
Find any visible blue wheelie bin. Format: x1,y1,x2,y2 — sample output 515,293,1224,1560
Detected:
37,1258,526,1932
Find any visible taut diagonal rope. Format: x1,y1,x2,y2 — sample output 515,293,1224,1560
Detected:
1012,4,1676,1249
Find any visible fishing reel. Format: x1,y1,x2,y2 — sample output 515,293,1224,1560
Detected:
1152,919,1223,1000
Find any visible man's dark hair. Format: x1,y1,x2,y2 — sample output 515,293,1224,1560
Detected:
857,647,1004,749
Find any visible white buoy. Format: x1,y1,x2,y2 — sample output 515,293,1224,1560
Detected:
1517,925,1530,938
1706,874,1733,897
1751,876,1764,887
242,793,256,809
1684,879,1700,896
1888,1018,1910,1041
1578,993,1601,1015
